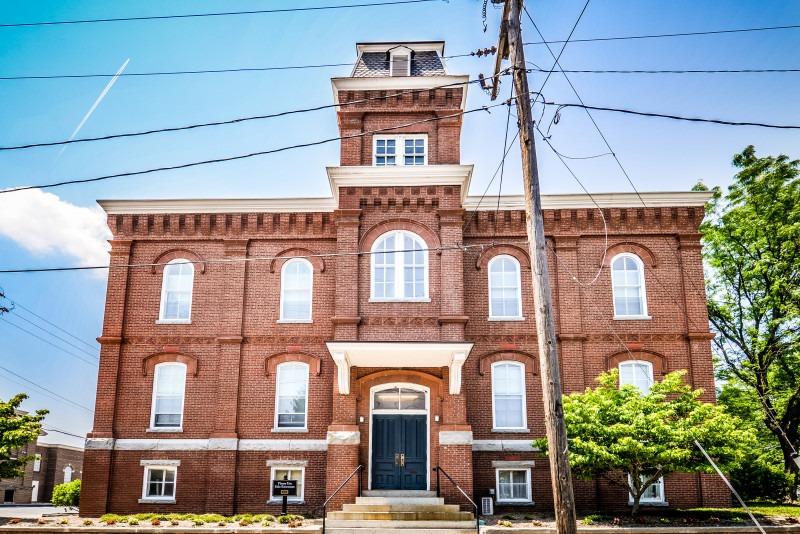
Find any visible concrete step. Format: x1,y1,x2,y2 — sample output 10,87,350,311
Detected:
361,490,437,498
355,496,444,506
326,530,476,534
327,511,474,521
342,503,461,513
325,519,477,529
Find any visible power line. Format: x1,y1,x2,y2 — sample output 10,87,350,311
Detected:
550,103,800,130
531,67,800,74
535,0,592,96
0,293,99,351
0,78,485,152
43,427,87,440
5,311,100,360
0,100,502,194
0,365,94,414
0,0,439,28
0,317,98,366
523,23,800,46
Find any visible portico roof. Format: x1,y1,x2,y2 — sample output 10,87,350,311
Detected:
325,341,474,395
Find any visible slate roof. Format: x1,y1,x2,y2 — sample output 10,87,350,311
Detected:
352,51,446,77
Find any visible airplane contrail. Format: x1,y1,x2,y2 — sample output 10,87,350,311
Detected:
58,58,129,156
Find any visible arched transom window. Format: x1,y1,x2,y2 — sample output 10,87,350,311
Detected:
619,360,654,394
280,259,313,322
488,255,523,319
371,230,428,301
159,259,194,322
372,386,427,411
610,253,648,318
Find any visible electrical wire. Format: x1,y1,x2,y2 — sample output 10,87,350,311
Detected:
0,100,502,194
523,23,800,46
0,292,99,351
531,67,800,74
534,0,592,96
0,0,439,28
43,427,87,440
0,365,94,414
0,317,98,366
6,311,99,359
0,77,486,152
493,85,515,239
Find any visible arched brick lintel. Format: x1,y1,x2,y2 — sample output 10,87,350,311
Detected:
142,352,198,377
602,242,657,268
478,350,538,376
359,219,441,254
269,248,326,273
475,245,531,270
265,352,321,376
356,369,444,402
151,249,206,275
606,349,667,374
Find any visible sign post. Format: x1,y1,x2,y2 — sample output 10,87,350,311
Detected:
271,475,297,516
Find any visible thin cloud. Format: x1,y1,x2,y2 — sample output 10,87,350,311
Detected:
0,189,111,268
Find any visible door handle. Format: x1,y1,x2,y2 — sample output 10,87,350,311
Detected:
395,453,400,466
400,453,405,466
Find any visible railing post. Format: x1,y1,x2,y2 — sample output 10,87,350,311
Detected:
435,467,440,498
358,467,362,497
322,505,326,534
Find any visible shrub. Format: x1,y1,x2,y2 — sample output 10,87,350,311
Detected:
192,519,205,526
730,457,792,502
37,519,49,525
151,519,161,526
239,520,250,526
501,514,515,520
584,514,603,522
531,520,543,526
731,517,744,524
105,519,117,526
128,518,139,526
253,515,274,523
58,519,69,525
498,520,513,527
51,479,82,509
582,517,593,525
101,514,124,523
9,519,20,525
83,520,94,526
523,515,534,520
170,520,179,526
288,520,302,528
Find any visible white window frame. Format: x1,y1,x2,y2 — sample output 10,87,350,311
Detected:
619,360,654,394
63,465,73,483
140,461,179,503
278,258,314,323
149,362,187,431
495,468,532,503
370,230,429,302
274,362,309,431
610,253,650,320
491,361,528,431
488,255,524,320
157,259,194,324
269,466,305,503
373,134,428,166
33,455,41,472
628,474,665,504
389,49,411,77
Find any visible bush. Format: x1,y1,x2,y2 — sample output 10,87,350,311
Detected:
128,518,139,526
51,479,81,509
730,457,792,502
277,514,304,524
582,517,593,525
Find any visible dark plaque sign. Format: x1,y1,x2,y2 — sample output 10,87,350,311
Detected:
272,480,298,497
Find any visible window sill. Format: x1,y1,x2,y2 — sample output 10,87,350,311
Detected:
496,500,534,505
629,501,669,507
138,498,176,504
146,427,183,433
156,319,191,325
277,319,313,324
369,298,431,303
271,428,309,433
613,315,651,321
492,428,530,433
488,317,526,322
268,499,304,505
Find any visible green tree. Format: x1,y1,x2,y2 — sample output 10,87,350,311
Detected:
0,394,47,479
702,146,800,496
536,370,752,515
51,479,81,509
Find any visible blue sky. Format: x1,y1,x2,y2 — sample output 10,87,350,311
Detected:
0,0,798,446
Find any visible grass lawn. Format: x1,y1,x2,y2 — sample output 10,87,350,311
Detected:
678,503,800,519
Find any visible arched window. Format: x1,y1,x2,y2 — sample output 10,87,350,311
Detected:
63,465,73,484
619,360,654,394
371,231,428,301
488,255,523,319
611,253,648,318
150,363,187,429
280,259,313,322
275,362,309,429
159,259,194,322
492,361,527,430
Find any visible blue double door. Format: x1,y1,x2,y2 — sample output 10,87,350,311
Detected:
371,414,427,490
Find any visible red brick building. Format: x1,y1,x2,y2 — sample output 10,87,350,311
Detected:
1,437,83,504
80,41,728,517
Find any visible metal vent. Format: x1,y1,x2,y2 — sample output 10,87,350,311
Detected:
390,53,410,76
481,496,494,516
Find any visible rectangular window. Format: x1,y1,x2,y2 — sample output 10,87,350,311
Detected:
143,466,177,500
628,474,664,503
496,469,531,502
373,135,427,166
33,455,41,472
270,467,304,502
275,363,309,429
151,364,187,429
492,362,526,429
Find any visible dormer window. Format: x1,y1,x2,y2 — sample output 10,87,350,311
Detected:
389,49,411,76
374,135,427,166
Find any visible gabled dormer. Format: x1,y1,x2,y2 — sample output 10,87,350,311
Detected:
350,42,448,78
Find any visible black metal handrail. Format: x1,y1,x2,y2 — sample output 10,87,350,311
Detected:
433,466,479,534
321,464,362,534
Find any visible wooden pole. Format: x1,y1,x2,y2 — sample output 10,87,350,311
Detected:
491,2,578,533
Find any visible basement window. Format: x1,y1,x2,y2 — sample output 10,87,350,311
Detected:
495,468,532,503
269,466,305,503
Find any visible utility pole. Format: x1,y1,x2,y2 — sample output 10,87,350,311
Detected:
487,2,578,533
